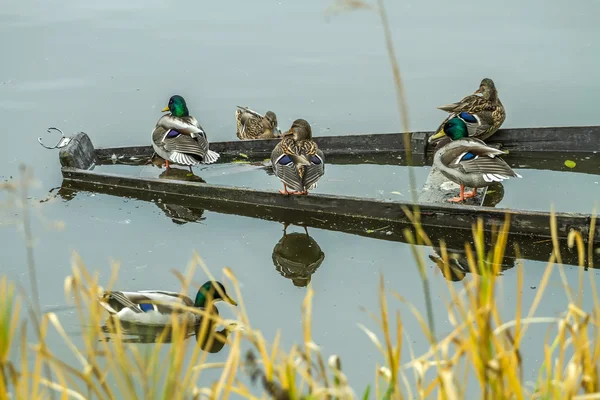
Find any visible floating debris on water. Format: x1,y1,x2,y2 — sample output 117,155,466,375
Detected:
564,160,576,168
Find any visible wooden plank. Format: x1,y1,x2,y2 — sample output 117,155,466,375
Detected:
484,126,600,152
93,125,600,162
57,176,599,268
60,167,599,240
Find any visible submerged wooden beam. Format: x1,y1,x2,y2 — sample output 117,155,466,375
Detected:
60,167,599,240
57,176,599,269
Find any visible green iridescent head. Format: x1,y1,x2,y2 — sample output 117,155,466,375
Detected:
194,281,238,308
441,117,469,140
162,95,189,117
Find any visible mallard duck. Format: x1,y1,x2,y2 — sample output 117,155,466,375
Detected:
235,106,281,140
151,95,220,172
270,119,325,195
99,280,237,326
431,117,521,203
272,224,325,287
429,78,506,146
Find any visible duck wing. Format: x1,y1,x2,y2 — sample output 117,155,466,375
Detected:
301,145,325,191
236,109,263,139
101,290,194,315
159,129,209,165
157,115,206,136
441,140,521,181
271,140,304,192
437,93,493,114
236,106,264,119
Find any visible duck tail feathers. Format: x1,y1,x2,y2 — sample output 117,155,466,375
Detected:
203,149,220,164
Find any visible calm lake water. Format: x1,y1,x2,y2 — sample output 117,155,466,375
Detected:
1,0,600,396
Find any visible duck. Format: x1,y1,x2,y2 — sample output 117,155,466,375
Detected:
270,119,325,195
151,95,220,172
429,78,506,147
99,280,237,326
431,117,522,203
235,106,281,140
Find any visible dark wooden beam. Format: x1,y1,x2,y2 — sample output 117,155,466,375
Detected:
57,177,599,268
61,167,599,240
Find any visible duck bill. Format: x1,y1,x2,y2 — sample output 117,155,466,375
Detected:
161,106,170,112
224,296,238,306
473,87,483,96
428,128,447,142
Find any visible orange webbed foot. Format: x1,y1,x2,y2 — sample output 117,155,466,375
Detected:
463,188,478,199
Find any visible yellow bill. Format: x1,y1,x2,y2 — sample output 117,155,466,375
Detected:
429,127,447,141
161,106,170,112
224,295,238,306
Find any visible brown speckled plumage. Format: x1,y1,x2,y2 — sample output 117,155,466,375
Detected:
235,106,280,140
270,119,325,194
430,78,506,144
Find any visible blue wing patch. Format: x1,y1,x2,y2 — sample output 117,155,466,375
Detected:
310,155,322,164
139,303,154,312
458,112,478,124
460,151,477,161
165,129,181,139
278,155,292,165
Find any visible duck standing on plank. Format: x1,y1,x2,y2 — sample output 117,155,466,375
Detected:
151,95,220,172
235,106,281,139
99,280,237,326
270,119,325,195
429,78,506,147
430,117,521,203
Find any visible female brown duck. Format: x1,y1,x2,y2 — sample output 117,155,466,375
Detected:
429,78,506,146
235,106,281,139
270,119,325,195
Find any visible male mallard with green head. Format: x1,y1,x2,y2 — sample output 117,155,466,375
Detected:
235,106,281,140
429,78,506,146
431,117,521,203
152,95,220,172
99,281,237,326
270,119,325,195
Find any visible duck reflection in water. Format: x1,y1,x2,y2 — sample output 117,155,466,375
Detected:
272,223,325,287
100,318,244,353
149,155,209,224
429,234,515,282
155,200,206,225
